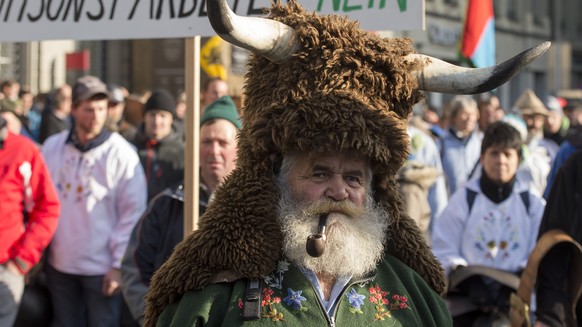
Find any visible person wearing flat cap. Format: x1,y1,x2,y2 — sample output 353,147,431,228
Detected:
41,75,147,326
121,95,241,325
143,1,549,326
132,90,185,202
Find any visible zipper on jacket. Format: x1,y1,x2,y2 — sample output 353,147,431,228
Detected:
309,287,333,326
309,273,376,327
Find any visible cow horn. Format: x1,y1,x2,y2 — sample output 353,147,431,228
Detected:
207,0,300,63
409,42,551,94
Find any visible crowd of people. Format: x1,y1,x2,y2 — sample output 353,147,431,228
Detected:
0,75,241,327
1,74,581,327
406,90,582,326
2,2,582,326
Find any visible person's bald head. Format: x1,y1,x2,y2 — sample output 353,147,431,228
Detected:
202,78,229,108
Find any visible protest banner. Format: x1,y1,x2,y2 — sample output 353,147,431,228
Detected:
0,0,423,42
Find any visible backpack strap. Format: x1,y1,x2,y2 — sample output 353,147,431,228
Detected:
466,189,478,214
467,159,481,181
467,189,530,216
242,279,263,320
519,191,530,215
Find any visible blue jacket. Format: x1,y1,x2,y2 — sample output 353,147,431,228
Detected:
439,128,482,196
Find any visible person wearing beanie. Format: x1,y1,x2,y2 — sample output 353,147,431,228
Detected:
199,95,241,194
120,96,241,325
144,1,549,326
200,95,242,129
132,89,184,202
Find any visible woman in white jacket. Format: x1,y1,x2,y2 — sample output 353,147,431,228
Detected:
432,121,545,325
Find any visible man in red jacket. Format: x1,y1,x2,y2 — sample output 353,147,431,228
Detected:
0,115,60,326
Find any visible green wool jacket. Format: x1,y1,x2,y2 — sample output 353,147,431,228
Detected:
157,254,452,326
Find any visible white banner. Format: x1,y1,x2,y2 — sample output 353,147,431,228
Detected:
0,0,424,42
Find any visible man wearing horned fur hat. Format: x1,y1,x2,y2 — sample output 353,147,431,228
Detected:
144,1,549,326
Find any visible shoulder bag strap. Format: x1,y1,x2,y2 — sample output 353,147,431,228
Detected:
510,229,582,327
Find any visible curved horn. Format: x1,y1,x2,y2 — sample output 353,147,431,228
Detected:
410,42,551,94
207,0,300,63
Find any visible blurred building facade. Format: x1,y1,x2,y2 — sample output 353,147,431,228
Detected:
0,0,580,110
387,0,582,112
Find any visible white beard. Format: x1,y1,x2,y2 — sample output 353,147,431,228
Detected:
277,191,389,278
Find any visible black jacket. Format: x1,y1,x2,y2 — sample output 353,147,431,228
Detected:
536,150,582,327
132,128,184,201
39,109,69,144
120,182,210,324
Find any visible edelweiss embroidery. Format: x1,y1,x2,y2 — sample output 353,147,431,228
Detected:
368,285,410,321
264,259,289,289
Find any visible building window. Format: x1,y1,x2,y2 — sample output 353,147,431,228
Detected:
532,0,547,26
493,0,502,19
575,73,582,89
444,0,458,6
534,72,546,100
510,74,523,107
507,2,520,22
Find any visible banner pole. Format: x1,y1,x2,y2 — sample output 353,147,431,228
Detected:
184,36,201,238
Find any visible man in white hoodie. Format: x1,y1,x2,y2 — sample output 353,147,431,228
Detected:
42,76,147,327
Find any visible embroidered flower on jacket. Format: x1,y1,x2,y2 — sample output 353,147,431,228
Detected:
277,260,290,272
368,285,410,321
265,259,289,289
346,288,366,314
261,288,283,321
283,288,308,311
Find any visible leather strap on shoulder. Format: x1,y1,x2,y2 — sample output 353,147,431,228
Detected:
510,229,582,327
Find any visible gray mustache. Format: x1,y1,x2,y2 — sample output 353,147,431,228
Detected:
302,199,364,218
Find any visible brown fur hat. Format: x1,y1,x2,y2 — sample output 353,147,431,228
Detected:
144,2,445,325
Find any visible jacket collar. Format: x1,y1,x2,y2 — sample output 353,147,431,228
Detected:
65,124,111,153
479,168,516,204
